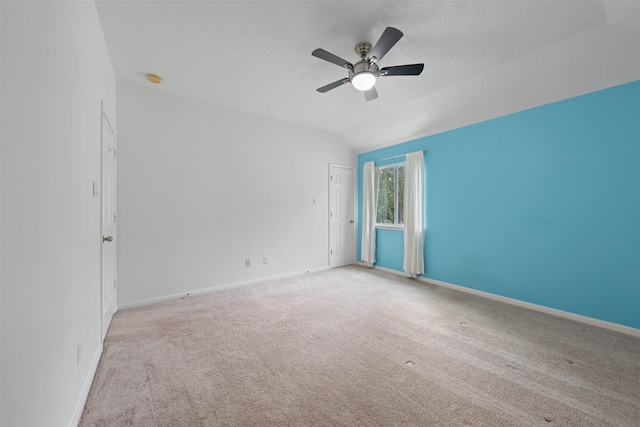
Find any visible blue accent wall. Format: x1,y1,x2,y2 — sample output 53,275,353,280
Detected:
357,81,640,329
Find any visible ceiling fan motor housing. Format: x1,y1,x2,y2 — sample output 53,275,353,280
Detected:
350,60,380,77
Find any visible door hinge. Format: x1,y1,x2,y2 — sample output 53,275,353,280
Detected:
113,214,117,223
331,250,333,255
114,149,117,158
113,280,117,289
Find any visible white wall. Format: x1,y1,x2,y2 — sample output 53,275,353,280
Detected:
1,1,115,426
117,81,355,307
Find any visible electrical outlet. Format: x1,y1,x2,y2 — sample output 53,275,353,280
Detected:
263,256,269,264
245,259,251,267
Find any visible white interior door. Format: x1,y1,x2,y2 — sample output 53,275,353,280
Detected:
101,110,116,341
329,165,355,268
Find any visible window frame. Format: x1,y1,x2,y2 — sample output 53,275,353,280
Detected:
375,162,404,230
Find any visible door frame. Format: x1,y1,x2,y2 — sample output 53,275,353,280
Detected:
328,164,356,267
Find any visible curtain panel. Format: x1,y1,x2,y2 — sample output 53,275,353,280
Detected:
403,151,425,276
361,161,377,267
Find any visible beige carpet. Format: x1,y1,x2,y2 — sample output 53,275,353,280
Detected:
80,266,640,426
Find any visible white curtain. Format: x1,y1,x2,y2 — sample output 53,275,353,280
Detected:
403,151,425,277
361,161,377,267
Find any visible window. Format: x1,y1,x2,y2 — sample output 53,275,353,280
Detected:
377,164,404,226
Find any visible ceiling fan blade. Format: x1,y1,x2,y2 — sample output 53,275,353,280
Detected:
381,63,424,76
364,86,378,101
368,27,403,62
312,48,353,68
317,78,350,93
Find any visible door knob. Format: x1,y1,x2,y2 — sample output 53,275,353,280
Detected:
103,236,113,242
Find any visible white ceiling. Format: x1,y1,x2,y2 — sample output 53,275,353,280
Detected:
95,1,640,153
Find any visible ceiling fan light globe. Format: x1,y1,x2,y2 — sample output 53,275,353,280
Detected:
351,72,376,91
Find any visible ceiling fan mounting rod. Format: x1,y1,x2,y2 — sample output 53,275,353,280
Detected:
355,42,372,60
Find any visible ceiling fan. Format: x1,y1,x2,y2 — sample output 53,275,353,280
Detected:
312,27,424,101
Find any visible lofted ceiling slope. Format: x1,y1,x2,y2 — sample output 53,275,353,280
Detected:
95,1,640,153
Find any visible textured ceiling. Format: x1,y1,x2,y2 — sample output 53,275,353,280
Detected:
95,1,640,153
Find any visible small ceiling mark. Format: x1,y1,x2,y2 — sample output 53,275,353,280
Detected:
147,73,162,84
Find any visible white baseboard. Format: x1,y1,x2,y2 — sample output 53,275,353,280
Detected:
360,263,640,338
70,343,103,427
118,266,331,310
